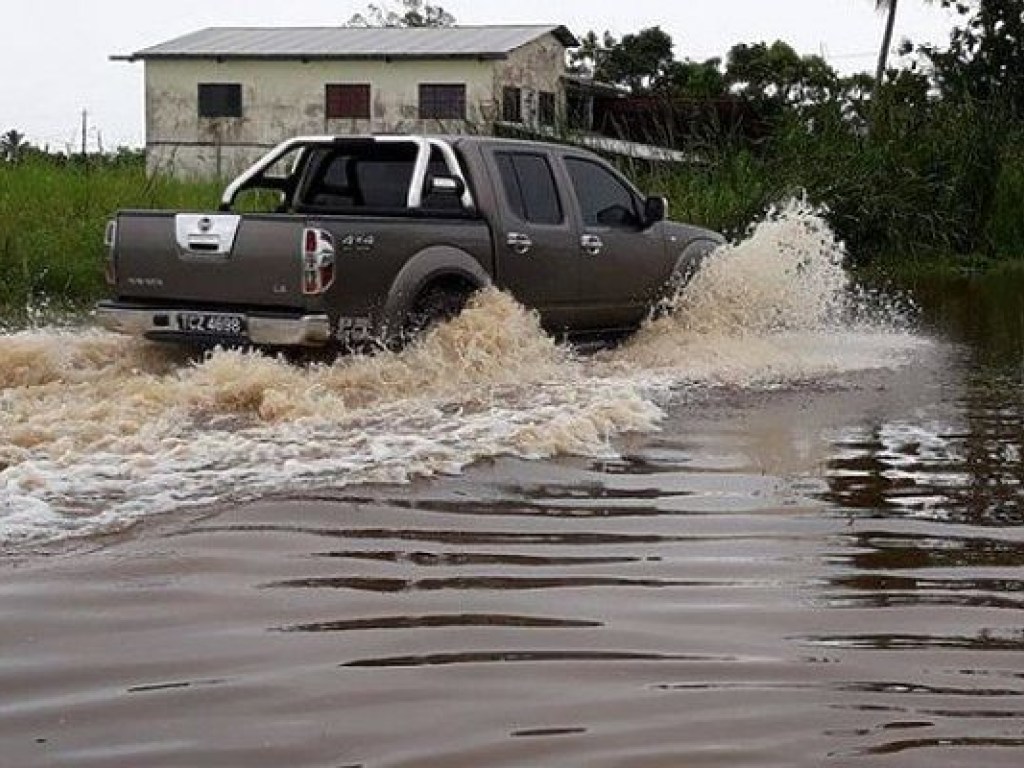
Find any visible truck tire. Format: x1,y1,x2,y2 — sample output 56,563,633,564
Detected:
650,239,720,320
402,280,474,340
672,238,719,289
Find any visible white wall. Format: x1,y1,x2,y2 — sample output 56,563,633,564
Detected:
143,34,567,177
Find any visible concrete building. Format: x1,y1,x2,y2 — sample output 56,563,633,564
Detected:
115,25,578,177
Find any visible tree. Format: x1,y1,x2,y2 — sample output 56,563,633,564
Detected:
726,41,838,107
656,59,728,100
603,27,675,95
923,0,1024,118
1,129,28,163
347,0,455,27
569,27,675,95
874,0,900,84
568,30,616,79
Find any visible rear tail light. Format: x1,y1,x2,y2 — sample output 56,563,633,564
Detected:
301,227,336,295
103,219,117,286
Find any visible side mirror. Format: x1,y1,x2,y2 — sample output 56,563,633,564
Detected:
644,196,667,227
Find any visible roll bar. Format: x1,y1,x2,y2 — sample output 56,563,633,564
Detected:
219,135,475,211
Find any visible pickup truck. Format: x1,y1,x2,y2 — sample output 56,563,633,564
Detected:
96,134,723,349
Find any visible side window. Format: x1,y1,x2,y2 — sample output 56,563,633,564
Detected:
198,83,242,118
502,87,522,123
538,92,556,127
495,152,563,225
565,157,640,229
326,83,371,119
419,84,466,120
496,154,527,220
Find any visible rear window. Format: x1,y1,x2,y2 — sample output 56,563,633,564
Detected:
301,142,420,210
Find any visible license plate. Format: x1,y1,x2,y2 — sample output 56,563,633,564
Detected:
176,312,247,336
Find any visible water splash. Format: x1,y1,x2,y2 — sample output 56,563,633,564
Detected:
611,199,920,384
665,198,851,334
0,291,658,544
0,203,925,545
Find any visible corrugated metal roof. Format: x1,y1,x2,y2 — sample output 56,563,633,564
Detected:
120,25,577,61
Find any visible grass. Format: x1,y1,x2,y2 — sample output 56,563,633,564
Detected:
636,100,1024,269
634,148,774,241
984,144,1024,260
0,156,220,323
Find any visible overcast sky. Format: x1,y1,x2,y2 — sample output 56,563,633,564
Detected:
1,0,960,150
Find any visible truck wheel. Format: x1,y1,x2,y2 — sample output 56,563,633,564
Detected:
403,282,472,340
651,239,719,319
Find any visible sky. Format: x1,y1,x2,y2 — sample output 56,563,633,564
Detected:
1,0,961,150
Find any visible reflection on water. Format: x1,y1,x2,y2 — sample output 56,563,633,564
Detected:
824,400,1024,526
276,614,605,633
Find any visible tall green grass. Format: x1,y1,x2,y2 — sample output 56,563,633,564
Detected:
635,98,1024,270
633,149,775,240
985,143,1024,260
0,157,219,322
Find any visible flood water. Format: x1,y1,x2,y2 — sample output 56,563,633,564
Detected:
2,204,1023,766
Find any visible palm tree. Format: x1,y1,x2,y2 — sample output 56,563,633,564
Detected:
1,129,27,162
874,0,899,84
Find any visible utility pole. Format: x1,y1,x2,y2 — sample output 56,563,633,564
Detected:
81,109,88,156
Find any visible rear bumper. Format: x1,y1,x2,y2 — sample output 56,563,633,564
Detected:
95,301,332,347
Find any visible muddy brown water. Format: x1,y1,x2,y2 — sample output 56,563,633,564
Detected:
2,208,1023,766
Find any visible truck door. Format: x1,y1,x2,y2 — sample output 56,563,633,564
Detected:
490,150,579,331
563,155,670,329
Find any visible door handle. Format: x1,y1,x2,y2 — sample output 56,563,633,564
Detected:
506,232,533,255
580,234,603,256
